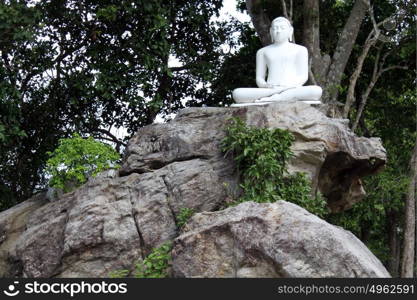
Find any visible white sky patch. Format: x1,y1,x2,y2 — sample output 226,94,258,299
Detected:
168,55,182,69
218,0,251,23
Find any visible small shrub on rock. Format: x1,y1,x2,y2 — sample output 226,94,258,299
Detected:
135,243,172,278
108,243,172,278
222,117,327,217
46,133,120,192
176,208,195,228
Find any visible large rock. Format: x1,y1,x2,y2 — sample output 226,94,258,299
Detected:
172,201,390,278
1,158,229,278
121,102,386,212
0,193,48,277
0,102,387,277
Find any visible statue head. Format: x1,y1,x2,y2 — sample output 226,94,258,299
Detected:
270,17,293,43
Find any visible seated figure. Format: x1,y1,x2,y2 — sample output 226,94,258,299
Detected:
232,17,322,106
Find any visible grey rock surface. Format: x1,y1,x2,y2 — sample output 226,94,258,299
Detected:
2,158,229,278
121,102,386,212
0,193,48,277
0,102,387,278
172,201,390,278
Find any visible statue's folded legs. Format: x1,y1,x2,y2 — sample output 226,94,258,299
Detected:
233,86,322,103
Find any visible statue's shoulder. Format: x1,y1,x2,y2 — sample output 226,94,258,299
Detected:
256,46,267,55
291,43,308,54
291,43,307,51
257,44,276,56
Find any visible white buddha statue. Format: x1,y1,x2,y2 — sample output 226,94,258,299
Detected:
231,17,322,106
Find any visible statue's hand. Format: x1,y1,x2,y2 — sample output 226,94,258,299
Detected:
260,83,284,89
271,86,287,93
272,86,296,94
257,82,271,88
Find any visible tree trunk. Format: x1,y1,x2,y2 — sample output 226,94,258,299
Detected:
386,209,400,277
415,210,417,278
323,0,369,103
343,33,377,118
414,198,417,278
360,222,370,244
302,0,329,86
246,0,272,46
396,234,402,276
401,138,417,277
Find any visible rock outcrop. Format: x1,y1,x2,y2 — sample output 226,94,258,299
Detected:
0,102,388,278
172,201,390,278
121,102,386,212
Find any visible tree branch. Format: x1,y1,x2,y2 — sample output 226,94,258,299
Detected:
308,56,318,85
281,0,289,19
346,1,410,124
380,65,408,73
324,0,370,103
343,3,406,118
246,0,271,46
343,14,379,116
303,0,324,85
87,127,127,153
351,47,382,131
351,47,408,132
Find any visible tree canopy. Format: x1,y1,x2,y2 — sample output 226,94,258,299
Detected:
0,0,230,206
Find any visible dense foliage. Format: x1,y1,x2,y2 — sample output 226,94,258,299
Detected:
222,117,327,217
45,134,120,192
0,0,230,207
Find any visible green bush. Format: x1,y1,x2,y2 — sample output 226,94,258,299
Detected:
135,243,172,278
176,208,195,228
109,243,172,278
281,173,327,218
222,117,327,217
45,133,120,192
